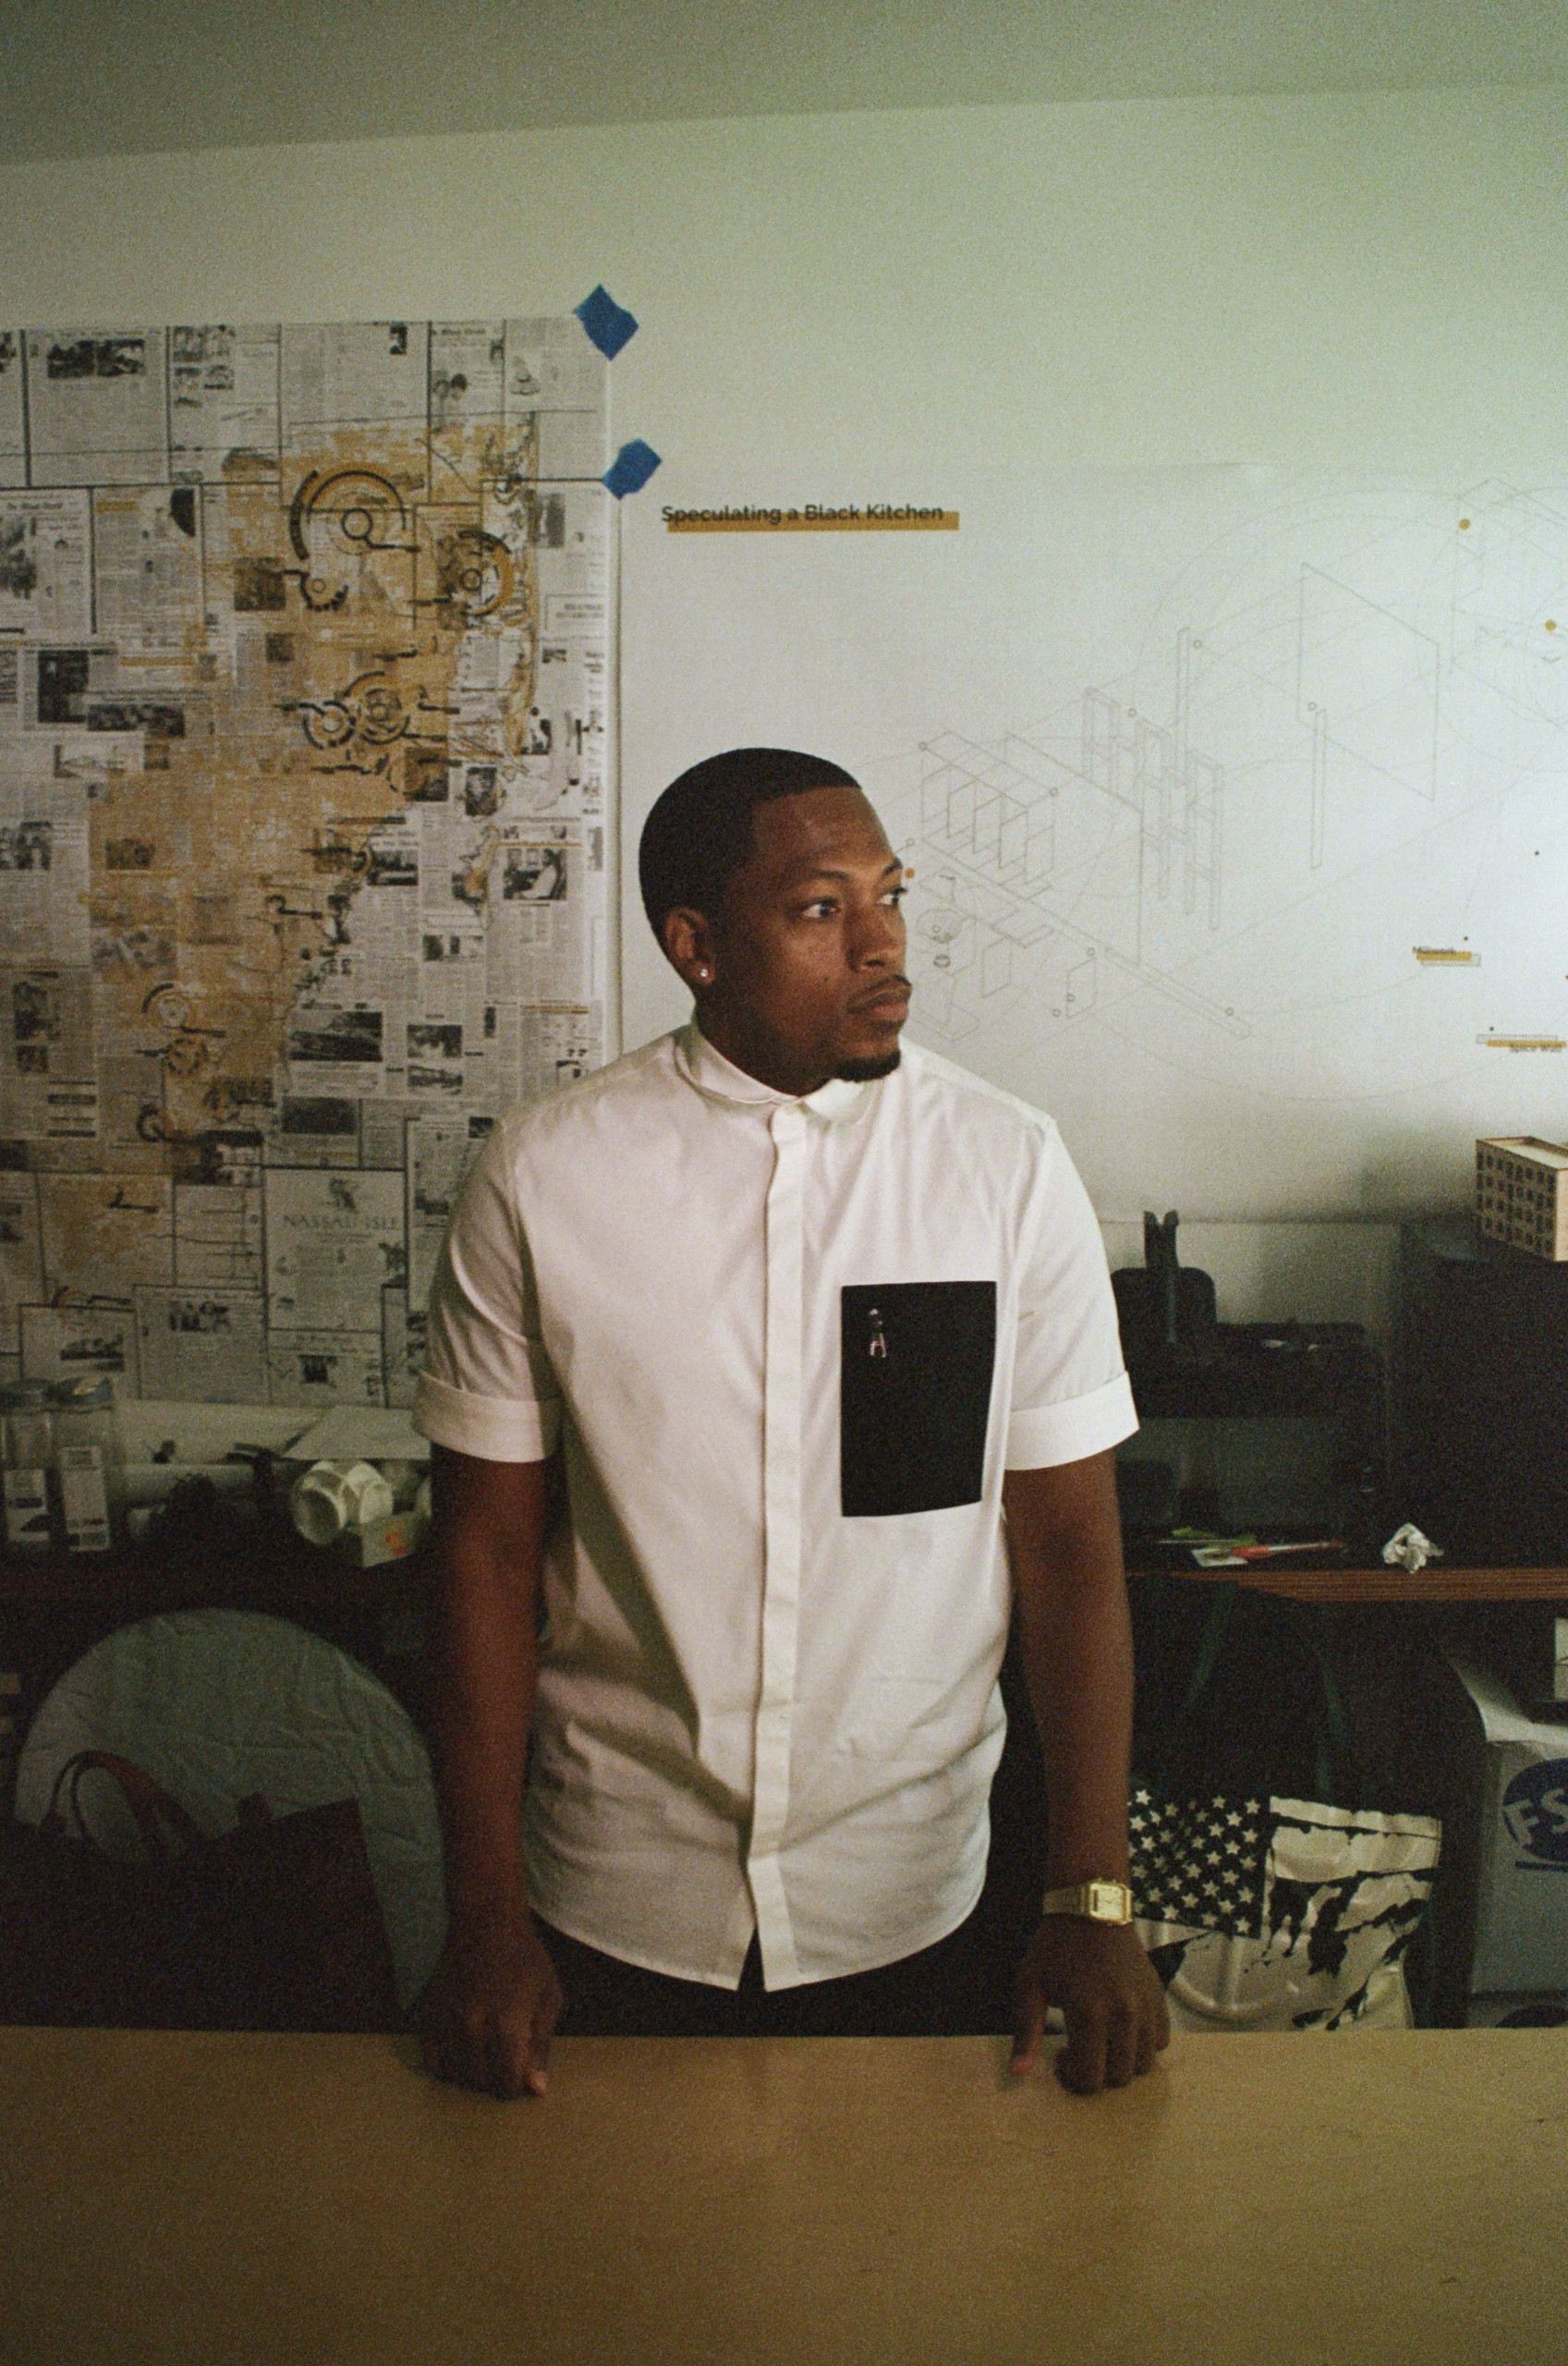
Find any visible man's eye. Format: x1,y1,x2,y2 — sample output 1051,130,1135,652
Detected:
883,885,907,907
801,899,836,920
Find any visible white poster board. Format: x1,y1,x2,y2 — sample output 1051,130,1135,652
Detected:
625,469,1568,1216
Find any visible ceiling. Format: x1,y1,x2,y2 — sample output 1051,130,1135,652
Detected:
0,0,1563,164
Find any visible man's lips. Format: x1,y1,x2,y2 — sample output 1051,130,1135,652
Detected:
849,979,912,1018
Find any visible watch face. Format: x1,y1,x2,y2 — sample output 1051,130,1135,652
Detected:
1043,1881,1134,1922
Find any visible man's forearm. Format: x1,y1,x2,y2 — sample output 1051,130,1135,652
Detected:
1003,1455,1169,2091
1003,1456,1136,1886
419,1452,564,2096
427,1451,552,1939
1015,1547,1135,1884
432,1546,538,1933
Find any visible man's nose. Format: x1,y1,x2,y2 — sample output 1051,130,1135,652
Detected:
853,897,905,966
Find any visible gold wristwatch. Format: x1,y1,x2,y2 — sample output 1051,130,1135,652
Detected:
1040,1880,1134,1924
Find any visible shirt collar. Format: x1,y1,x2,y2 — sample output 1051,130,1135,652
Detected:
674,1021,873,1124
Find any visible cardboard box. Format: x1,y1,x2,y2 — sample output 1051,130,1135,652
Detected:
1447,1653,1568,1993
334,1502,430,1569
1476,1136,1568,1261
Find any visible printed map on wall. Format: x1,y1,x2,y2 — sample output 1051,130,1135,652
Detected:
0,319,610,1401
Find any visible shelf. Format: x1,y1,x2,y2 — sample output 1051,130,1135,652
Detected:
0,1535,431,1614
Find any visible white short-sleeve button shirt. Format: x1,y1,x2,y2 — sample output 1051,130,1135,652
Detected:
414,1023,1136,1990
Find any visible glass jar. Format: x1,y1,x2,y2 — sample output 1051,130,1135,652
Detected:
50,1375,123,1555
1,1381,55,1554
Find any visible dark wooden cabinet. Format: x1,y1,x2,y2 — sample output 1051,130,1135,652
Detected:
1399,1218,1568,1567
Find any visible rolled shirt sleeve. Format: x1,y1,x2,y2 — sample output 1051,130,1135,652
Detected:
1003,1124,1137,1469
412,1122,564,1463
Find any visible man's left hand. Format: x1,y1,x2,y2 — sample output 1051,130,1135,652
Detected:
1011,1918,1171,2094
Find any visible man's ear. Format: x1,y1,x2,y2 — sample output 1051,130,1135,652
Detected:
662,906,718,993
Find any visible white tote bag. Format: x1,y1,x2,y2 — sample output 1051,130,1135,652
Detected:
1131,1787,1442,2032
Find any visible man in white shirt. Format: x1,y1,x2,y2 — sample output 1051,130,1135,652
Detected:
415,747,1169,2097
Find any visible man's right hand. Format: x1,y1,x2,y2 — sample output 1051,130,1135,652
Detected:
418,1917,564,2099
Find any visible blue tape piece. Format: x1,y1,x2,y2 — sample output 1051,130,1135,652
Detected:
603,439,662,500
576,286,638,360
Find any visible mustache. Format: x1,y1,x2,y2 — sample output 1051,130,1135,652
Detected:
848,975,912,1009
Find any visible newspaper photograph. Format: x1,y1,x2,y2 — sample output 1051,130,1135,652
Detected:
167,1128,261,1190
26,328,171,486
135,1285,268,1402
405,1018,468,1100
285,1003,386,1100
20,641,181,758
483,826,587,1006
265,1329,384,1409
264,1094,360,1170
19,1300,139,1388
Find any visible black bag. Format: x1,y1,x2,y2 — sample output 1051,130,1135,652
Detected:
1129,1586,1441,2031
0,1750,403,2032
1112,1209,1220,1369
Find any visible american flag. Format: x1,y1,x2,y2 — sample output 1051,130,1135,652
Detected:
1129,1786,1270,1937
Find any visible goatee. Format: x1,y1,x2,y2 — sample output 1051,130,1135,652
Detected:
833,1048,903,1082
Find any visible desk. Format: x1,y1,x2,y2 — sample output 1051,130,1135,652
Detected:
2,2028,1564,2365
1150,1562,1568,1604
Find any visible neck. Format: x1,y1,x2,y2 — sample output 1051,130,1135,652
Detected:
695,1006,829,1098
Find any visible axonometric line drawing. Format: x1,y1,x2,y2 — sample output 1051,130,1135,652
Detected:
875,478,1568,1083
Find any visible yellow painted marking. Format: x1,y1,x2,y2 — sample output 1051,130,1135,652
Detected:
1414,947,1477,964
664,511,959,534
1479,1035,1567,1052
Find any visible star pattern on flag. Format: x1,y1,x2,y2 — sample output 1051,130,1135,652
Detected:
1128,1789,1270,1938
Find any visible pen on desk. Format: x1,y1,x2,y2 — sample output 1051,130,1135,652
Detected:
1188,1539,1344,1568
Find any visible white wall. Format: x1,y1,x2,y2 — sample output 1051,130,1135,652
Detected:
5,86,1561,1342
5,91,1562,475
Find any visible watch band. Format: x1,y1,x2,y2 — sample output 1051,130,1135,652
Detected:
1040,1880,1134,1924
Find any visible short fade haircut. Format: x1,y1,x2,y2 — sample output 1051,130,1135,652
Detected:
638,747,859,945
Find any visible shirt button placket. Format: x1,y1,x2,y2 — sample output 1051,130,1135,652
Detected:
748,1101,807,1984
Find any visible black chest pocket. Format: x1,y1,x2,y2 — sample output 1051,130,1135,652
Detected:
840,1281,997,1518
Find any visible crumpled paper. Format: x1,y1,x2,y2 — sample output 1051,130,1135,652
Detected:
1381,1521,1444,1573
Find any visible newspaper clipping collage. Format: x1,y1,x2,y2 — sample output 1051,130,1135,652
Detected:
0,316,610,1405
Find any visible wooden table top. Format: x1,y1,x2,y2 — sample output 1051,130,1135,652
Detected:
2,2026,1564,2365
1149,1562,1568,1603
